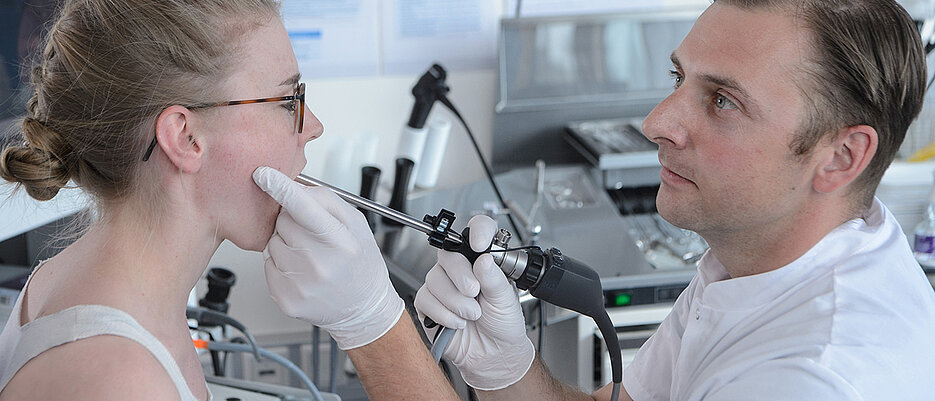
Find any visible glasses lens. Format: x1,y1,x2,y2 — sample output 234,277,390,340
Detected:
296,83,305,135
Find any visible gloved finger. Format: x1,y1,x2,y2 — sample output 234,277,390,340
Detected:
253,166,303,208
300,183,369,230
467,214,498,252
265,232,328,280
263,239,311,318
274,207,349,247
473,254,517,305
425,265,482,321
415,285,467,330
436,249,479,297
253,167,344,235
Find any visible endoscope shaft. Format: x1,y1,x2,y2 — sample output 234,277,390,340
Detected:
295,174,463,244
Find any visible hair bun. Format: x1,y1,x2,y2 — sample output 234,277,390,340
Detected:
0,117,72,201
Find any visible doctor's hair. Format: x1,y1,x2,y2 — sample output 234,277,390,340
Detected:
0,0,281,206
717,0,926,211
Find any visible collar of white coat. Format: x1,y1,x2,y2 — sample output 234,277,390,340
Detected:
693,197,898,310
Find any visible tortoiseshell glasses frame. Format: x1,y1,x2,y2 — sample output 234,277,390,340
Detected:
142,82,306,161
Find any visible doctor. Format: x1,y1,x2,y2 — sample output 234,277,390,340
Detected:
255,0,935,400
413,0,935,400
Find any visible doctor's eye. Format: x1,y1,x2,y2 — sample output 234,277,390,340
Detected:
714,93,738,110
669,70,683,89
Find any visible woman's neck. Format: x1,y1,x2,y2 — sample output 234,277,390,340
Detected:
50,199,221,324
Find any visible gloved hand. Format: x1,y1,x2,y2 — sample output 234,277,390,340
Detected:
413,215,535,391
253,166,404,350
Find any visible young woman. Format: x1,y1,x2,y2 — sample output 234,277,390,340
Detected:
0,1,321,399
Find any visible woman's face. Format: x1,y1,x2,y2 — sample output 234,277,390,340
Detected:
199,17,323,251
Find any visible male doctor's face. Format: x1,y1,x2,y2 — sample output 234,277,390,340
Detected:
641,3,820,241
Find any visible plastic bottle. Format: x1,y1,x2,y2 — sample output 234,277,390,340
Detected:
415,116,451,189
396,125,428,190
913,172,935,270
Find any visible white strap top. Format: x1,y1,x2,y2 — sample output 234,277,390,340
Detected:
0,265,209,401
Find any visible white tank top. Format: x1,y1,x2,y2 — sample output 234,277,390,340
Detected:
0,263,210,401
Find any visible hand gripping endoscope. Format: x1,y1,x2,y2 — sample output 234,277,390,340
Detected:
294,174,624,401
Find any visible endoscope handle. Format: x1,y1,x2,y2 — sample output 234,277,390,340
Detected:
441,227,483,264
423,226,483,330
528,250,605,318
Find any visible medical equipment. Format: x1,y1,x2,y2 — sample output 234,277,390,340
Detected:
187,305,332,400
294,174,624,401
402,64,526,244
384,158,415,226
396,64,446,191
193,340,327,401
913,171,935,272
199,267,236,314
564,117,661,191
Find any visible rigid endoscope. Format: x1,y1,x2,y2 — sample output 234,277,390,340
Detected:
294,174,624,401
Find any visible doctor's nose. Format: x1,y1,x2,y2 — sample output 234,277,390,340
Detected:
642,91,688,150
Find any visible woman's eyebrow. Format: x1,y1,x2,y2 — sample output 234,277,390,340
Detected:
280,73,301,86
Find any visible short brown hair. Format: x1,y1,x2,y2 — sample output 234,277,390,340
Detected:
0,0,281,203
717,0,926,210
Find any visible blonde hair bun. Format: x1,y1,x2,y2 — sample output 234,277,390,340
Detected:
1,116,72,201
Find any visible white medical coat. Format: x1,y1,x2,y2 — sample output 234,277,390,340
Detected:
623,199,935,400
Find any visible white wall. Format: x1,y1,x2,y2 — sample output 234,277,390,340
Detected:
207,69,497,336
301,69,496,194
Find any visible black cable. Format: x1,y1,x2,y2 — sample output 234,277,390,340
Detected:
927,71,935,92
189,327,225,377
593,310,622,401
469,387,479,401
312,326,321,386
538,299,545,354
437,95,526,245
484,245,541,253
186,306,260,362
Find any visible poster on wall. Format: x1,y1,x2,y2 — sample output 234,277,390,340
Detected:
502,0,709,17
282,0,380,78
381,0,501,75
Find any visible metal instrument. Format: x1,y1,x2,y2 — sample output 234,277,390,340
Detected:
294,173,623,401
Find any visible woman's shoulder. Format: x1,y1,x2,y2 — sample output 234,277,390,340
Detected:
1,334,180,400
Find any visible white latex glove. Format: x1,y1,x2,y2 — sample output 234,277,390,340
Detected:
253,167,404,350
413,215,535,391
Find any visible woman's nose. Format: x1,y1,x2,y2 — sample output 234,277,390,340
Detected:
300,104,324,143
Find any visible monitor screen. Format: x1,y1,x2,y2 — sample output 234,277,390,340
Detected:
497,10,699,112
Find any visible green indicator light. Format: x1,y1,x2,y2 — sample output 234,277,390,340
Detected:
615,293,632,306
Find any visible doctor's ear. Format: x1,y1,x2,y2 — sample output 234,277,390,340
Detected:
154,105,204,173
812,125,878,194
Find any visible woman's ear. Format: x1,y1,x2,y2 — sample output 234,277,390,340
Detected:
812,125,878,194
154,105,204,173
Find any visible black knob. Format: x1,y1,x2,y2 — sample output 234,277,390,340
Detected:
199,267,236,314
359,166,381,231
384,158,415,226
515,249,545,290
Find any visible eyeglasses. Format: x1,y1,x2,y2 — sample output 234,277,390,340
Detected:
142,82,306,161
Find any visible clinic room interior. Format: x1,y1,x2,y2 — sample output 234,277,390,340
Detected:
2,0,935,400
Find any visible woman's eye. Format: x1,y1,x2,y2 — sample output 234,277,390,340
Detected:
715,93,737,110
669,70,683,89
